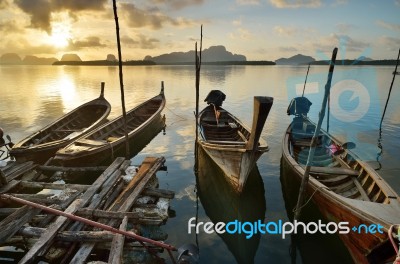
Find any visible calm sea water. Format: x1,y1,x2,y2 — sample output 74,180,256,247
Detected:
0,64,399,263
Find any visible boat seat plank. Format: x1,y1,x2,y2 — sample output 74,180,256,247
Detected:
308,166,359,176
75,139,106,146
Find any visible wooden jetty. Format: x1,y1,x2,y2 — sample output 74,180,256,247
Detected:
0,156,176,263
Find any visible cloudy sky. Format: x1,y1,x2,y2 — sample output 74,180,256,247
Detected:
0,0,399,61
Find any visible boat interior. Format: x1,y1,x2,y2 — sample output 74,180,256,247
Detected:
26,105,109,146
81,98,163,144
288,115,391,204
200,106,250,144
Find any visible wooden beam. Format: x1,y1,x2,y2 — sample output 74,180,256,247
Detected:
108,216,128,263
18,157,126,264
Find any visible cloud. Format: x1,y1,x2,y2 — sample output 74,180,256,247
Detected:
0,20,24,34
273,26,297,36
315,33,369,53
269,0,321,8
376,20,400,32
236,0,260,5
229,27,253,40
279,46,299,52
335,23,355,33
378,36,400,51
121,3,195,29
14,0,107,33
0,0,9,9
148,0,204,10
396,0,400,6
67,36,107,50
121,34,160,49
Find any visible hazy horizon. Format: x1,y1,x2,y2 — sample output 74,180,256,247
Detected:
0,0,399,61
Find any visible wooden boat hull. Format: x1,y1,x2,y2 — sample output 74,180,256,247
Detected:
282,117,400,263
10,93,111,164
197,95,273,192
198,141,264,191
196,145,266,263
54,88,165,167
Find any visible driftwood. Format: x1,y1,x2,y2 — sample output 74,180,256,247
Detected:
38,165,108,172
17,157,126,264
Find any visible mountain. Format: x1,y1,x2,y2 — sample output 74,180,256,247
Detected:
275,54,315,65
60,53,82,62
0,53,22,64
144,45,246,64
23,55,58,65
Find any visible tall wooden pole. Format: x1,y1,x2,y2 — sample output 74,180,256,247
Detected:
194,25,203,164
379,48,400,134
294,47,338,221
113,0,130,159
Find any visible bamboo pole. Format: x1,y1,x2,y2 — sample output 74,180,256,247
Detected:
0,194,177,251
301,64,310,97
194,25,203,168
379,48,400,134
294,47,338,221
112,0,130,159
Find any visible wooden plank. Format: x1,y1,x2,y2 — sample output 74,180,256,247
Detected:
0,179,20,194
38,165,108,172
5,162,37,182
70,157,164,263
68,160,131,264
18,226,115,242
108,216,128,263
18,157,125,264
76,208,162,224
108,157,160,211
19,181,89,192
0,169,7,186
307,166,359,176
0,205,41,242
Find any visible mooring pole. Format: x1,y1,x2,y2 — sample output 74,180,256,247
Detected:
112,0,130,159
379,48,400,135
301,64,310,97
294,47,338,221
194,25,203,164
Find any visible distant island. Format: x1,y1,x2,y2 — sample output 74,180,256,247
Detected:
275,54,315,65
0,53,58,65
1,49,398,66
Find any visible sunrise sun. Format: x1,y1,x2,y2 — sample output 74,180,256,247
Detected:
49,21,71,48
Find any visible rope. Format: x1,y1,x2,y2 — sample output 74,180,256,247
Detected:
164,105,187,126
292,186,329,214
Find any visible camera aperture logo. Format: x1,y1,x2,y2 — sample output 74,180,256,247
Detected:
188,218,384,239
286,43,381,160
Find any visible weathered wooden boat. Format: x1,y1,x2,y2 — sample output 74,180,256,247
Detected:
197,90,273,192
196,145,266,263
282,97,400,264
54,84,166,166
9,85,111,164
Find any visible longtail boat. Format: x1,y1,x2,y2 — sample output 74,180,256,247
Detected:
10,85,111,164
282,97,400,263
197,90,273,192
54,84,166,166
196,145,266,263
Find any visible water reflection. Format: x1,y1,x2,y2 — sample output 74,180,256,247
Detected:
195,146,266,264
279,158,353,264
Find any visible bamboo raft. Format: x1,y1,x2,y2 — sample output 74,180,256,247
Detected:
0,156,175,263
